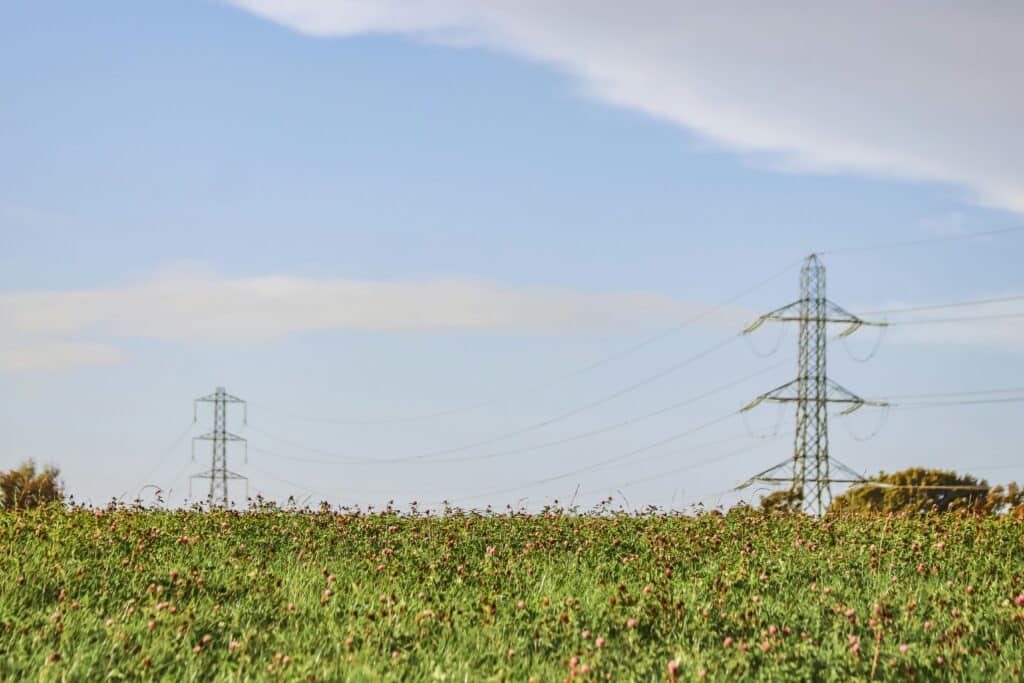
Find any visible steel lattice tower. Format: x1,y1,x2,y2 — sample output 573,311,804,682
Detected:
191,387,248,506
740,254,886,515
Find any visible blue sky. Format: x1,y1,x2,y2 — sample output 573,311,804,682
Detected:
2,1,1023,509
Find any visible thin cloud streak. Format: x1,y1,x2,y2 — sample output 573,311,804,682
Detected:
4,269,1022,374
0,341,124,374
0,267,747,372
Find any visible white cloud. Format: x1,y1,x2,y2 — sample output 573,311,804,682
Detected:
228,1,1024,213
6,266,1021,374
0,341,124,374
0,267,744,371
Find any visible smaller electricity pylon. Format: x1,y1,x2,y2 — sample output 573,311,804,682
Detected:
191,387,248,507
737,254,887,515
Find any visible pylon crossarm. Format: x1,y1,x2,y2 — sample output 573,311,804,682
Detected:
825,300,865,336
755,298,885,331
755,477,865,484
838,320,863,337
838,320,888,336
738,457,792,486
733,477,757,491
195,390,246,404
743,300,806,334
763,396,863,404
825,380,889,412
768,315,882,326
741,396,766,412
837,399,889,415
758,378,801,401
742,316,769,334
825,379,864,402
823,300,888,335
838,401,864,416
193,430,246,441
829,458,867,482
742,379,800,410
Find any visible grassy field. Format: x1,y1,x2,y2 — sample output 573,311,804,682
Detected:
2,503,1023,681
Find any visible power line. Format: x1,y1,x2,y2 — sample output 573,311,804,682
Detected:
821,224,1024,256
122,423,195,501
858,293,1024,316
850,482,990,492
886,312,1024,325
675,486,747,512
248,462,406,502
541,436,784,508
246,427,383,465
248,444,360,466
435,410,741,506
160,459,198,505
601,435,786,493
247,461,330,501
875,387,1024,400
892,397,1024,409
248,260,802,426
970,464,1024,473
407,335,742,461
426,361,786,465
250,333,745,464
254,357,785,467
247,462,410,502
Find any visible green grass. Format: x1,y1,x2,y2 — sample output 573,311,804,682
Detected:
2,503,1023,681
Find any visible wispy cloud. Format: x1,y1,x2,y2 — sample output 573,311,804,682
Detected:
0,266,745,372
0,341,124,374
5,266,1021,374
228,1,1024,213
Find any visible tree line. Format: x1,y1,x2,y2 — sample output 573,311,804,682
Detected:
761,467,1024,515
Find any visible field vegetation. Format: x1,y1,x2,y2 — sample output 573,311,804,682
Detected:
3,500,1024,681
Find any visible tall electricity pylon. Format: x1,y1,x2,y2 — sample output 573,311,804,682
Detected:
739,254,886,515
191,387,248,506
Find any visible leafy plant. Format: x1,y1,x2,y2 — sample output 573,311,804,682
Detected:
0,460,62,511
